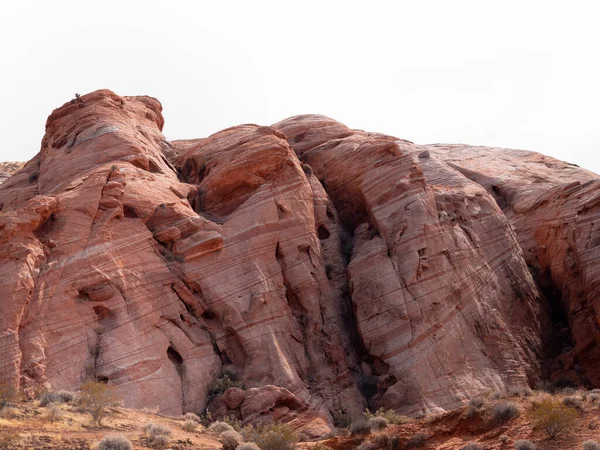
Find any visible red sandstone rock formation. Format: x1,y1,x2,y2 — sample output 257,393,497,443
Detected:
0,162,24,186
0,90,597,435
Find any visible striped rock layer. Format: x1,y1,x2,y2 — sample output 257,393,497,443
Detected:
0,90,597,433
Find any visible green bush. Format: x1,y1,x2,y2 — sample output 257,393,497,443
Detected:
98,435,133,450
207,373,244,401
78,381,121,425
531,398,578,439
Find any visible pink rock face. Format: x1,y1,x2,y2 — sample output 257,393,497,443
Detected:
0,90,597,434
426,144,600,386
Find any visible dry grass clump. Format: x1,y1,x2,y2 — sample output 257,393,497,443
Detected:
242,422,298,450
220,430,243,450
45,403,63,422
366,416,388,431
499,434,509,444
465,398,485,418
514,440,536,450
144,422,172,449
183,419,198,432
210,421,236,434
364,407,411,425
236,443,261,450
98,434,133,450
563,395,584,410
39,390,76,406
493,402,520,423
462,443,483,450
184,412,201,422
583,441,600,450
0,406,19,419
531,397,578,439
349,419,371,435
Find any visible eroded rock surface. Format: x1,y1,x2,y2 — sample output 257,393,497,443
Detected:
0,90,598,434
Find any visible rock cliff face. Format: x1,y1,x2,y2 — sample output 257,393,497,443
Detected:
0,162,24,185
0,90,598,434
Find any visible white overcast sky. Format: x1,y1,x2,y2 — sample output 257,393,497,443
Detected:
1,1,599,173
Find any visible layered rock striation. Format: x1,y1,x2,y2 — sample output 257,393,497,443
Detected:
0,90,598,434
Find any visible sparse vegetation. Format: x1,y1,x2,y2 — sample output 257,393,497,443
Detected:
78,380,121,425
144,422,172,449
301,163,313,176
207,373,244,401
563,395,583,410
367,416,388,431
364,408,411,425
242,422,298,450
462,443,483,450
0,380,17,408
0,406,18,419
349,419,371,435
584,441,600,450
531,397,578,439
98,434,133,450
311,444,333,450
45,403,63,422
220,430,243,450
0,432,20,448
514,440,535,450
493,402,520,423
209,421,236,435
40,389,76,406
183,419,198,431
331,409,351,428
236,443,261,450
499,434,509,444
185,412,201,422
508,387,533,398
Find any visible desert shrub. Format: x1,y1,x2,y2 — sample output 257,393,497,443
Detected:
587,392,600,403
78,380,121,425
224,416,244,431
184,412,201,422
499,434,509,444
469,398,485,409
149,435,170,449
209,421,236,435
363,408,410,425
98,435,133,450
462,443,482,450
509,387,533,397
236,444,261,450
349,419,371,435
183,419,198,431
493,402,520,423
367,416,388,431
207,373,244,401
144,423,172,449
366,433,390,447
514,440,535,450
583,440,600,450
0,406,19,419
301,163,313,176
221,430,243,450
559,386,577,396
242,422,298,450
0,381,17,408
563,395,583,410
535,380,554,393
490,390,505,400
531,397,578,439
45,403,63,422
405,433,427,448
40,390,76,406
331,409,351,428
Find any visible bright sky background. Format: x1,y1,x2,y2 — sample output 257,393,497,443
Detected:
1,1,599,173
